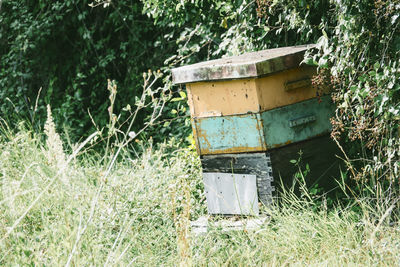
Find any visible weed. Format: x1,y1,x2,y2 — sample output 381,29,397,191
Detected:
1,125,400,265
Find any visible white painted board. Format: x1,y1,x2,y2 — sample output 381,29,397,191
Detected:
203,172,259,215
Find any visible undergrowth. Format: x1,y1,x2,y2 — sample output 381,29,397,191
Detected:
1,121,400,266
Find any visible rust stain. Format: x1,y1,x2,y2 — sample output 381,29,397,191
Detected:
194,114,266,155
254,114,267,150
194,123,212,150
190,118,201,155
195,127,330,155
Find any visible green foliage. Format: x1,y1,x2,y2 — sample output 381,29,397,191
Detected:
1,1,400,263
0,0,170,141
0,0,335,145
310,0,399,195
253,0,399,198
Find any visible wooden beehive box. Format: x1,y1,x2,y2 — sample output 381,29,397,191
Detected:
172,45,341,212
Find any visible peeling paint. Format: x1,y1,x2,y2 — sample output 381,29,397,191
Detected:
175,44,337,156
194,96,335,155
261,96,335,150
195,114,265,155
172,45,315,84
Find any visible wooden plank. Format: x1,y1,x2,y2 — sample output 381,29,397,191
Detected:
261,96,335,149
187,79,259,117
194,113,266,155
256,66,330,111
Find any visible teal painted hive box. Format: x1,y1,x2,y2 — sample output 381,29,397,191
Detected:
194,96,335,155
172,45,341,212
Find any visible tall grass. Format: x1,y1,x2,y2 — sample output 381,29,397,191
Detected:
1,122,400,266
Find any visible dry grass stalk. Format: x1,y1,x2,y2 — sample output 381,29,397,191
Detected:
170,180,192,267
44,105,68,184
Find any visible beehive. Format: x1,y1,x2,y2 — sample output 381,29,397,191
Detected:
172,45,341,214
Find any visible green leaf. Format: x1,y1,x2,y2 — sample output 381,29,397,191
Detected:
179,91,187,98
304,57,318,66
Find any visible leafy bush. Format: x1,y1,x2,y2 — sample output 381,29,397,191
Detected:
0,0,174,141
316,0,400,197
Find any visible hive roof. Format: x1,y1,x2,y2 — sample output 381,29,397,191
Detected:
171,44,315,84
